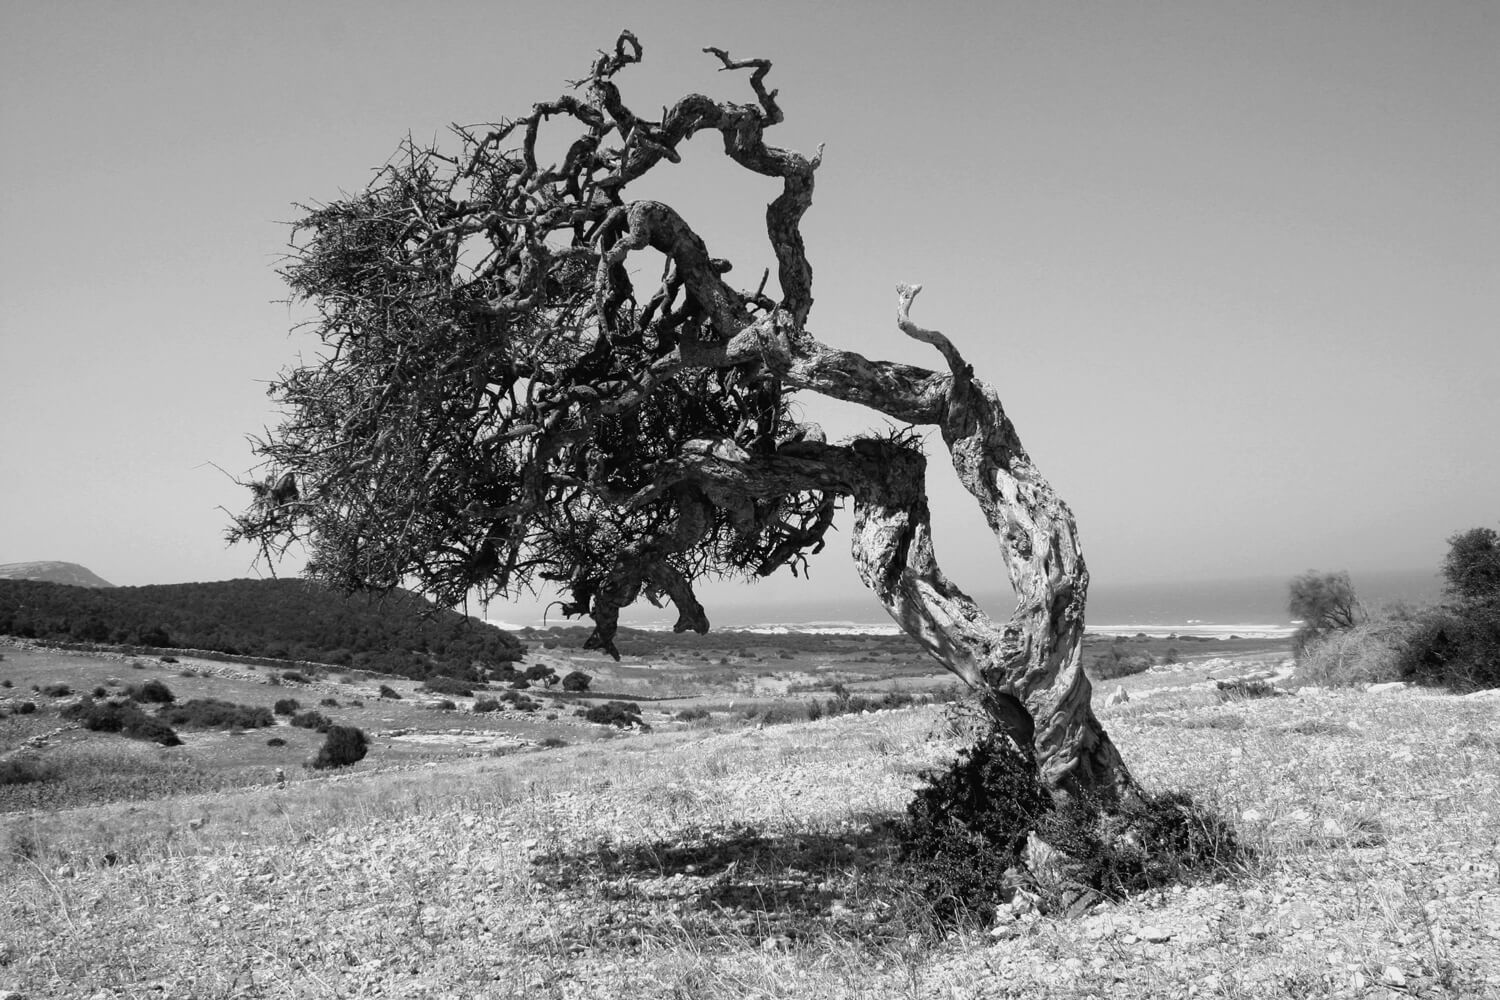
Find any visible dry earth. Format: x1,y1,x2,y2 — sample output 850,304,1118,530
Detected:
2,658,1498,999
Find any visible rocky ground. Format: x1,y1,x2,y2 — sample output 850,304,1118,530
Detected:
2,657,1498,999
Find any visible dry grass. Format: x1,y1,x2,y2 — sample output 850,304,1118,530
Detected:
2,670,1498,998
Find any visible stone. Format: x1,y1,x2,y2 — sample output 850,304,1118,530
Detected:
1367,682,1408,694
1380,965,1406,988
1105,686,1130,707
1139,925,1172,943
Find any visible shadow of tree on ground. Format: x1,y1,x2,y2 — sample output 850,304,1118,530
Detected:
528,817,943,950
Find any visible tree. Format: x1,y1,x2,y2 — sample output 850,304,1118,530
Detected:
1442,527,1500,603
231,33,1130,802
1288,570,1363,652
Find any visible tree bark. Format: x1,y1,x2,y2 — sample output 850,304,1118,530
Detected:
674,290,1133,801
841,288,1132,801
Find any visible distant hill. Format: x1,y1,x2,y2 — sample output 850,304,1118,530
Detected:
0,578,523,680
0,561,115,588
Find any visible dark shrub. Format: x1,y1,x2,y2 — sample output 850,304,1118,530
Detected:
349,699,364,707
320,698,339,707
378,684,401,699
160,699,275,730
126,679,175,704
273,698,301,716
266,737,287,747
39,683,72,698
473,699,501,713
675,707,711,722
280,671,310,684
539,736,567,749
1395,600,1500,692
15,701,36,715
0,678,10,687
510,678,531,690
291,710,334,732
92,686,108,698
126,715,182,746
899,734,1051,925
312,726,368,769
431,699,458,711
159,656,178,664
422,675,472,697
584,701,646,729
61,698,182,745
0,758,59,785
561,670,592,692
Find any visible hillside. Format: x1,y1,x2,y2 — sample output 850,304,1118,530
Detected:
0,560,114,588
0,577,523,679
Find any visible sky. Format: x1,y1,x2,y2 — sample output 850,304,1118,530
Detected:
2,1,1496,624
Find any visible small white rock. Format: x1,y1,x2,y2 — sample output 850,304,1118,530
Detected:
1380,965,1406,988
1367,681,1408,694
1139,925,1172,943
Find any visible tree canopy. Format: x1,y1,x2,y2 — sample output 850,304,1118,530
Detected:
232,32,1129,799
1442,527,1500,603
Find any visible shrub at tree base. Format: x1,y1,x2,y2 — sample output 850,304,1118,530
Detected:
273,698,301,716
899,732,1249,926
60,698,183,746
898,734,1050,925
312,726,368,769
560,670,592,692
159,699,275,730
378,684,401,700
1036,790,1248,906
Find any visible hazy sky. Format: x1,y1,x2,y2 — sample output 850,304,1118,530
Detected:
2,2,1495,620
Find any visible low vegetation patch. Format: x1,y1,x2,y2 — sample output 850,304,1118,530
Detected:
60,698,183,746
0,757,59,786
422,675,473,697
159,699,274,730
273,698,301,716
583,701,647,729
125,679,175,704
290,710,334,733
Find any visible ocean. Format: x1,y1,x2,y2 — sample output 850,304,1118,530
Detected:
488,568,1442,640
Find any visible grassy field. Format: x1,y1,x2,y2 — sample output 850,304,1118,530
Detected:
3,637,1498,998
